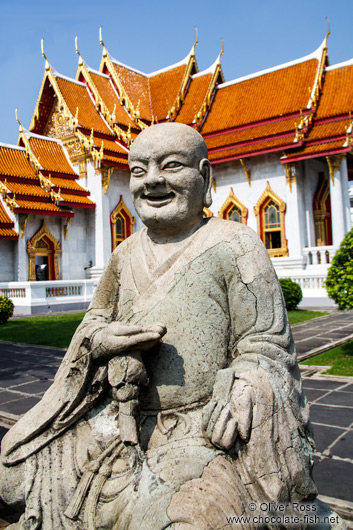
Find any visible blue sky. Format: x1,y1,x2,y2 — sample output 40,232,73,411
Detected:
0,0,352,144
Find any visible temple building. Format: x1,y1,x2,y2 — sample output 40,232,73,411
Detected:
0,30,352,313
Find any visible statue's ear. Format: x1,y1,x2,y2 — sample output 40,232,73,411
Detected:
199,158,213,208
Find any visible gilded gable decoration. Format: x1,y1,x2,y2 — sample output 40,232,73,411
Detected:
20,215,29,239
102,167,114,194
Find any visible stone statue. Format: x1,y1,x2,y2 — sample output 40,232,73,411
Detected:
0,123,344,529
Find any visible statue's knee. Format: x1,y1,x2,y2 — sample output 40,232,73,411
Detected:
0,460,24,510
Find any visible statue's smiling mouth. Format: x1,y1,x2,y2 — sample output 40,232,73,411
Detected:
142,192,175,205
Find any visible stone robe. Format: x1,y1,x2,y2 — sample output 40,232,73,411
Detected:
0,218,317,529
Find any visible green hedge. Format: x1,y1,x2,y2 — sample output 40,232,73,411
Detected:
326,229,353,310
279,278,303,310
0,296,14,325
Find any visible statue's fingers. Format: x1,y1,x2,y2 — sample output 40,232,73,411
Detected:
109,323,143,336
143,323,167,337
206,401,227,439
219,418,238,451
123,331,163,350
211,404,233,448
231,385,253,442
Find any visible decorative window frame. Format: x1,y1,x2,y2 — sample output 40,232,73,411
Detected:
27,220,61,281
110,195,135,250
218,187,248,224
254,182,288,257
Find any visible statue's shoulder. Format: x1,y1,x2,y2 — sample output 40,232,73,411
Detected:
112,227,147,258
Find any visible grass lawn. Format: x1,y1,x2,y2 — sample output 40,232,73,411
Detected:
0,309,329,350
300,340,353,377
0,313,85,349
287,309,329,325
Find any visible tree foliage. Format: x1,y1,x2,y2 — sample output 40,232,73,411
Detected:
279,278,303,310
326,229,353,310
0,296,14,325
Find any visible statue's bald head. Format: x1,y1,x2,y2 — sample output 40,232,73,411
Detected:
128,122,213,240
129,122,209,165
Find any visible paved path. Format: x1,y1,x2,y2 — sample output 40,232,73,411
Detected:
0,309,352,524
292,310,353,360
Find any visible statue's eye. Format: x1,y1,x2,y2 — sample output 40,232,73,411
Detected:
131,166,145,176
163,161,183,170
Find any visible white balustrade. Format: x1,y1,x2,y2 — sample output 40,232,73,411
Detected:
0,280,98,315
302,245,335,267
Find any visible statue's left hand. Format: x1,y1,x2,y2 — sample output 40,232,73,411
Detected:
203,371,253,451
211,380,253,450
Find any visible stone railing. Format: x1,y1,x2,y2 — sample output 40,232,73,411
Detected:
303,245,335,267
0,280,98,315
276,270,334,307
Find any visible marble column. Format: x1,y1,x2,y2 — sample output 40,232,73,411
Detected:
327,155,347,248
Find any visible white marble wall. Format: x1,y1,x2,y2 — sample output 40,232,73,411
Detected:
0,240,16,281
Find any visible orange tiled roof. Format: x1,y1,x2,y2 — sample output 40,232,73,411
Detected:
0,145,37,179
209,136,297,162
202,59,319,134
205,116,300,152
303,118,350,142
60,193,95,207
28,136,77,175
0,200,14,225
4,182,49,198
316,62,353,120
175,73,213,124
149,65,188,120
282,139,348,161
50,176,89,192
102,154,129,166
111,63,151,120
89,71,137,129
56,76,114,136
0,227,18,239
14,199,69,213
82,132,129,155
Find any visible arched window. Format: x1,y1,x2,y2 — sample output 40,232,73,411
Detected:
254,182,288,257
263,199,281,250
218,188,248,224
27,221,62,281
110,196,135,250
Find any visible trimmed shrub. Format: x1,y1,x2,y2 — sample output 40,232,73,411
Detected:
0,296,14,325
326,229,353,310
279,278,303,310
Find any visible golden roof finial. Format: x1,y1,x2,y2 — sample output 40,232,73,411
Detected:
191,26,199,56
41,38,50,71
216,38,224,66
99,27,107,58
75,36,83,66
325,17,331,40
15,108,23,133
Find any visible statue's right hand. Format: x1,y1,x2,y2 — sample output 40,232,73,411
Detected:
91,322,166,360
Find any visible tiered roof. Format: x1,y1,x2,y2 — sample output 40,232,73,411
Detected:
282,59,353,162
202,38,329,163
2,30,353,241
0,131,94,232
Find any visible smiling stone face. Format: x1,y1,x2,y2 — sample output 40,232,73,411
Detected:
129,123,212,239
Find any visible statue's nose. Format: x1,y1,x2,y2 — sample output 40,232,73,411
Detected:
145,166,165,187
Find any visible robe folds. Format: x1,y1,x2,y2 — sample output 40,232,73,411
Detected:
1,218,317,530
